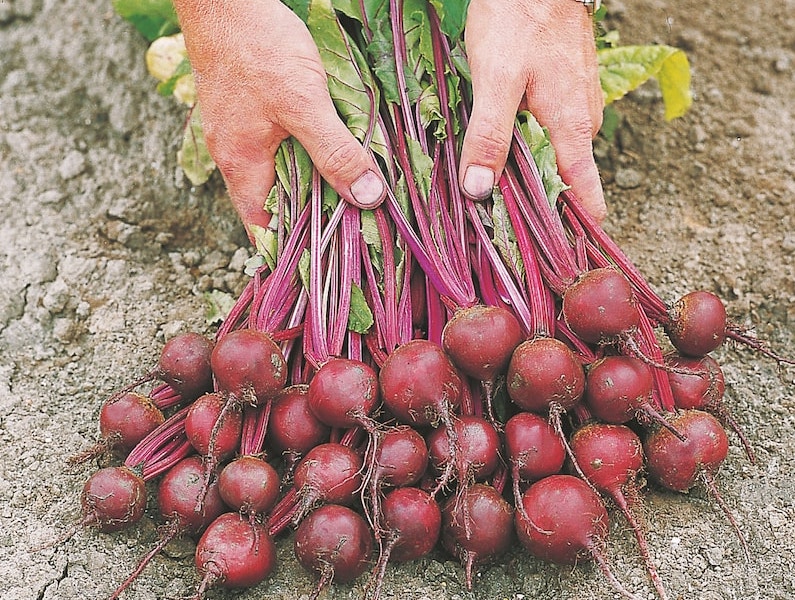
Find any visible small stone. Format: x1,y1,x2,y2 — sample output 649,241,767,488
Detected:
58,150,86,180
773,52,792,73
614,168,644,189
160,320,186,340
181,250,202,268
703,546,724,566
39,189,65,205
228,247,250,272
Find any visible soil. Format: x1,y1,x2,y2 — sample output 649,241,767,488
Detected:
1,1,793,599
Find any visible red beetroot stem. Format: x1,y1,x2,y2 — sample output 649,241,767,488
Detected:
509,133,580,288
124,404,191,479
239,402,272,457
464,201,534,333
251,203,311,333
562,190,669,321
499,172,556,337
149,382,185,410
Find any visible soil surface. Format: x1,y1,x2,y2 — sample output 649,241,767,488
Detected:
1,1,794,599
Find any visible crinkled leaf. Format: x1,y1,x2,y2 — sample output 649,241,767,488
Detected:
599,44,692,120
490,188,525,282
599,105,621,143
360,209,384,275
516,111,569,206
178,105,216,186
244,254,267,277
249,223,279,271
428,0,470,41
112,0,180,41
322,182,340,215
405,137,434,202
204,289,236,325
348,283,374,333
263,185,280,219
306,0,388,160
360,209,382,248
417,85,445,138
363,1,400,103
298,249,311,292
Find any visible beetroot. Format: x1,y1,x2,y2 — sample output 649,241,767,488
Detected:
292,442,364,524
666,291,727,357
36,467,147,553
107,332,214,404
294,504,373,598
193,512,276,597
185,392,243,460
218,455,280,518
644,409,729,493
211,328,287,404
666,353,754,463
515,474,642,600
427,415,501,493
506,337,585,414
372,425,428,488
367,487,441,600
571,423,668,600
643,409,748,557
441,483,514,591
80,466,147,531
267,384,330,461
562,267,640,345
157,455,227,534
378,339,462,427
108,456,227,600
504,411,565,482
156,332,215,401
69,392,165,465
504,411,566,515
441,304,523,382
505,337,587,482
308,357,379,428
363,424,429,538
584,355,684,440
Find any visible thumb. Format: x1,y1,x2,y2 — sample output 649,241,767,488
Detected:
288,98,386,210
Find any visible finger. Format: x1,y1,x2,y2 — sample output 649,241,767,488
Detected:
224,159,278,240
206,120,283,240
284,91,386,210
458,43,527,200
526,74,606,222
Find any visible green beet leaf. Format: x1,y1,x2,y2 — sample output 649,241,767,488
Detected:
348,283,374,334
598,44,692,120
112,0,179,41
178,105,216,186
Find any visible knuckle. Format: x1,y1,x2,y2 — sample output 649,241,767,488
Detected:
314,140,365,180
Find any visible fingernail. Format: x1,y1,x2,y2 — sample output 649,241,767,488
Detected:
462,165,495,200
350,170,385,209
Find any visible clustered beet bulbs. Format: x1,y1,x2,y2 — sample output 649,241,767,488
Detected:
53,5,790,599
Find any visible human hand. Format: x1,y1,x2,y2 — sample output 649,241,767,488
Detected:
173,0,386,237
459,0,606,221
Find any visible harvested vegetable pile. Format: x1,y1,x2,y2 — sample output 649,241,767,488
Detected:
48,2,794,600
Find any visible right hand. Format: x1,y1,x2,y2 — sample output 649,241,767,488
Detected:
173,0,386,237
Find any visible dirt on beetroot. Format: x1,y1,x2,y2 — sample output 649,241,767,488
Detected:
1,1,794,600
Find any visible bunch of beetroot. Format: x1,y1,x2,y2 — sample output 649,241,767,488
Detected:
52,3,794,600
